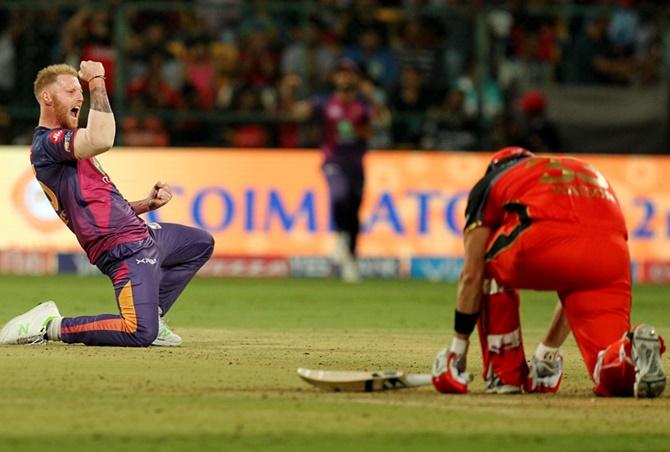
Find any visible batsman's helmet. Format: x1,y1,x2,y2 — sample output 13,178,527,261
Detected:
486,146,534,174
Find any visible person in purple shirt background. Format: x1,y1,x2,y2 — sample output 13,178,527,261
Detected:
0,61,214,347
293,58,389,282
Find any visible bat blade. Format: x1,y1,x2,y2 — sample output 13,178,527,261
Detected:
297,368,432,392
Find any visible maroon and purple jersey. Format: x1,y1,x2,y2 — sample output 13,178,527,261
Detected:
30,126,149,264
311,94,371,163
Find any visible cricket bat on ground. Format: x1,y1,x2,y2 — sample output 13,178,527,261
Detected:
297,368,433,392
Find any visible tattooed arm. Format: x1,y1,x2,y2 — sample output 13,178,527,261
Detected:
73,60,116,159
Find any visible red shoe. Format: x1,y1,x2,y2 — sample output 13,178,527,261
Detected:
432,348,472,394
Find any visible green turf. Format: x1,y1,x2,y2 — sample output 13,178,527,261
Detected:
0,276,668,451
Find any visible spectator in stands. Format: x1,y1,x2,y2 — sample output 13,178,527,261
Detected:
121,97,171,147
124,20,182,94
183,35,217,110
564,16,636,85
281,17,338,95
239,0,279,44
360,74,392,149
63,9,117,93
1,1,668,150
172,83,216,146
391,65,431,148
456,63,503,129
225,86,270,148
498,14,559,93
126,52,184,110
195,0,243,43
12,9,67,105
515,90,560,152
343,28,398,89
420,88,477,151
213,44,241,110
276,73,303,148
395,18,442,91
239,30,280,90
0,11,16,105
340,0,386,47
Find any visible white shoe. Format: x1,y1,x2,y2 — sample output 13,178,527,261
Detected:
484,365,522,394
632,324,666,398
341,258,361,283
152,316,182,346
485,374,522,394
0,301,62,345
332,232,361,283
332,232,350,265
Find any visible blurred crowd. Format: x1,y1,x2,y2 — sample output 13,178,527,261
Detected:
0,0,668,150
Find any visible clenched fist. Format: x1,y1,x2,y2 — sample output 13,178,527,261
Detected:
147,181,172,211
78,60,105,83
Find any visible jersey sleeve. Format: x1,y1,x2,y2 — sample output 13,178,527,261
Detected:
464,172,502,231
35,128,78,164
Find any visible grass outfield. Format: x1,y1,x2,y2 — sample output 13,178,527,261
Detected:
0,275,668,452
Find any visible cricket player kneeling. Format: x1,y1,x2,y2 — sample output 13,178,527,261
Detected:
0,62,214,347
432,147,666,398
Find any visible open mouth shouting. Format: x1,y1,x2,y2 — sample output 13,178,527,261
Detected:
70,105,81,119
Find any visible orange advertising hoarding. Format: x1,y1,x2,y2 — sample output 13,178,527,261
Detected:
3,147,670,263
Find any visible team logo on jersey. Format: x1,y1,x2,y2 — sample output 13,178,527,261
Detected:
63,130,72,152
49,129,65,144
91,158,108,176
91,157,112,185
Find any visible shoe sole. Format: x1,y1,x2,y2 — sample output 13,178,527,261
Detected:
485,385,522,394
152,338,183,347
632,324,666,398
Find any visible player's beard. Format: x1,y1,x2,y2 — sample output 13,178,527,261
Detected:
53,98,78,129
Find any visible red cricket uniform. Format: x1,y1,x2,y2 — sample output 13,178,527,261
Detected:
465,155,633,395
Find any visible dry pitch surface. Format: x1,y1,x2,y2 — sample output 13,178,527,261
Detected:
0,276,668,452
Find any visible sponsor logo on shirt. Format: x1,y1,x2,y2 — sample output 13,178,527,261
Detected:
136,257,157,265
63,130,72,152
49,129,65,144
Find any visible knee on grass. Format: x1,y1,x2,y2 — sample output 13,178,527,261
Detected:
128,320,159,347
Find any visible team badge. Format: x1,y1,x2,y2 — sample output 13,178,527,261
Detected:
63,130,72,152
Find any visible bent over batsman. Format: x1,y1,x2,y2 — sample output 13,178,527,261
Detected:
432,147,666,398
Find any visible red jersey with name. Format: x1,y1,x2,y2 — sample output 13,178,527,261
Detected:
465,156,627,237
311,94,371,164
30,127,149,264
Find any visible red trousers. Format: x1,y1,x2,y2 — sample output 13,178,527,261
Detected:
480,220,633,395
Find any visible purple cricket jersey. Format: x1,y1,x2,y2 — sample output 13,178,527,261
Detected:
30,126,149,264
311,94,372,163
